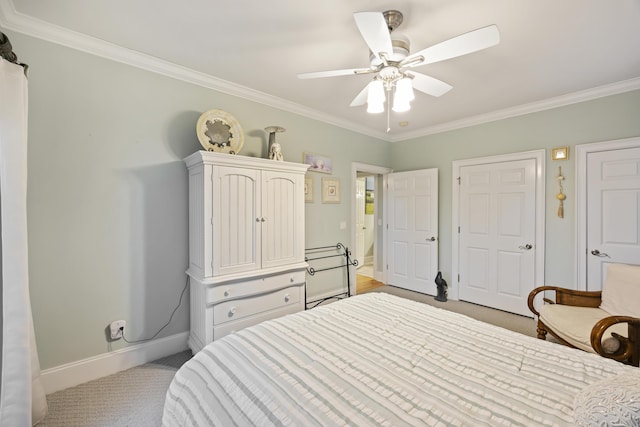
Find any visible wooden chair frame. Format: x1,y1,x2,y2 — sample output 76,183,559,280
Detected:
527,286,640,367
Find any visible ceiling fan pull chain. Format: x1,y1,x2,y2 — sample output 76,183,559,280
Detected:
386,94,391,132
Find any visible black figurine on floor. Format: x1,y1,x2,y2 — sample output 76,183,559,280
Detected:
434,271,448,302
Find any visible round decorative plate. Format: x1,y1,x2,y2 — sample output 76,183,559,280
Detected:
196,109,244,154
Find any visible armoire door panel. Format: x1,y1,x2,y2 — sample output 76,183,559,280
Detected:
261,172,303,269
215,166,260,275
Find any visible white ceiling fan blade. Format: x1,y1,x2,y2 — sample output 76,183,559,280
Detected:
353,11,393,61
410,72,453,97
297,67,374,79
404,25,500,67
350,83,371,106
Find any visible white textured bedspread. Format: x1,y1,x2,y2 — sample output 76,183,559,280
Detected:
163,292,635,426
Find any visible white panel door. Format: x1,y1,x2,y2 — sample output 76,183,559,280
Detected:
355,178,366,267
458,159,536,316
261,170,303,269
387,169,438,294
214,166,261,275
586,147,640,290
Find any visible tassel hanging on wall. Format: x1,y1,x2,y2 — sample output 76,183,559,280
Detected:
556,166,566,218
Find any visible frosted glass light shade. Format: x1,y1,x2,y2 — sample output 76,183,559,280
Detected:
392,78,414,112
367,80,385,105
395,77,415,102
392,99,410,113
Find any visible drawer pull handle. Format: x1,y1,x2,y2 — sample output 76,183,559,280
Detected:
284,294,290,302
224,289,230,297
290,277,294,283
228,307,236,317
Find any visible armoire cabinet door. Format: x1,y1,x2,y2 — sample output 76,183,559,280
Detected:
261,171,305,269
213,166,261,275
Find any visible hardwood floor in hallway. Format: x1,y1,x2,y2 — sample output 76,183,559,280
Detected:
356,274,384,293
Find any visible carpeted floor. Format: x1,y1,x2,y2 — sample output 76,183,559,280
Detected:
37,351,192,427
37,286,539,426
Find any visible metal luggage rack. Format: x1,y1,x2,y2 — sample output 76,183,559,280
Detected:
304,243,358,309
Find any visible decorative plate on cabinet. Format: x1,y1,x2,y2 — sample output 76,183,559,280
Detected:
196,109,244,154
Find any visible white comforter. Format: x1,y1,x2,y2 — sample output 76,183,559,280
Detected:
163,292,635,426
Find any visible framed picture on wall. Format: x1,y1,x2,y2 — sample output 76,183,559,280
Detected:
304,176,314,203
322,177,340,203
303,152,333,174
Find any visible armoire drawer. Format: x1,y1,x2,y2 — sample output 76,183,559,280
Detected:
213,303,302,341
213,285,302,326
207,270,305,304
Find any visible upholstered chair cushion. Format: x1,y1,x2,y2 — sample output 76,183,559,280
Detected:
539,304,627,353
600,263,640,318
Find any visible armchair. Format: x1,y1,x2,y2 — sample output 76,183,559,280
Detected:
527,263,640,366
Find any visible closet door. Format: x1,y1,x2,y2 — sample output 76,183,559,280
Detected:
213,166,261,275
261,170,304,269
387,168,439,295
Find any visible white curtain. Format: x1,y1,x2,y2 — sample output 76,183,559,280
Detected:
0,57,47,425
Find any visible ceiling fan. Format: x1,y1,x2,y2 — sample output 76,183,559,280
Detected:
298,10,500,116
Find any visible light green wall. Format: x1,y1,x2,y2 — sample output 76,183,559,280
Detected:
391,89,640,291
11,27,640,370
10,31,390,369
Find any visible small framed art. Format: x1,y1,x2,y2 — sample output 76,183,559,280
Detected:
322,177,340,203
303,152,333,174
304,176,314,203
551,146,569,160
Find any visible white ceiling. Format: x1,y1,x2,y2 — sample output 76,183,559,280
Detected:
2,0,640,141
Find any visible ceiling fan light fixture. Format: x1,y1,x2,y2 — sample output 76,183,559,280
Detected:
367,80,386,113
392,98,410,113
392,77,414,112
396,77,414,101
367,80,385,103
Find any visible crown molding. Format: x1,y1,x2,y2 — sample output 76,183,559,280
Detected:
2,1,638,144
0,1,389,141
389,77,640,142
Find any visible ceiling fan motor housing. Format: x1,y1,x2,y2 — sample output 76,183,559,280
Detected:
370,35,410,67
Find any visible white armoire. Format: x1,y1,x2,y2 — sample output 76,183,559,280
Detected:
184,151,309,353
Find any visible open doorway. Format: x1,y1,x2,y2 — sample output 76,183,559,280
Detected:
356,174,377,289
351,162,392,294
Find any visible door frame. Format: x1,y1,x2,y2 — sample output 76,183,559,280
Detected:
351,162,393,291
451,150,546,301
575,137,640,290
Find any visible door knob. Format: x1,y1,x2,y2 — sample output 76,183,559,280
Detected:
426,237,436,241
591,249,610,257
519,244,533,250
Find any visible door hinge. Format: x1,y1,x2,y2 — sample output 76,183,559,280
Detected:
457,176,461,185
458,226,460,233
458,274,460,282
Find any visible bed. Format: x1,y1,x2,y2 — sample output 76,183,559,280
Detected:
162,293,640,426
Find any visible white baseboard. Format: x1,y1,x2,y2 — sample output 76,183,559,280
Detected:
41,331,189,395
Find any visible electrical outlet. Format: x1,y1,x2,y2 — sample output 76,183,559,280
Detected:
110,320,126,340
